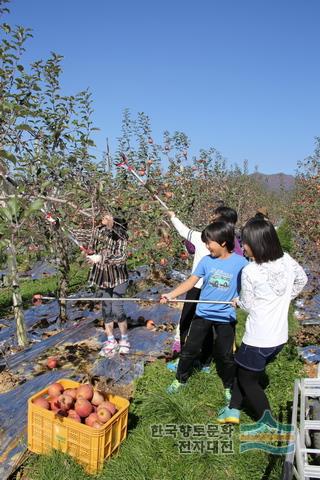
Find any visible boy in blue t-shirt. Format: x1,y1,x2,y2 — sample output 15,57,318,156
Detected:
160,221,248,396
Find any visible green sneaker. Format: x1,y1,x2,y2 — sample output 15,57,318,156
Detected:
217,406,240,424
225,388,232,403
167,379,186,394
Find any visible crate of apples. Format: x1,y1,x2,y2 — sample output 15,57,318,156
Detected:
28,379,129,473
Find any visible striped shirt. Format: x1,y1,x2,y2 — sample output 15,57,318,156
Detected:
88,226,128,288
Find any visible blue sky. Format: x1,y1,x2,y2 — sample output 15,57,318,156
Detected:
7,0,320,174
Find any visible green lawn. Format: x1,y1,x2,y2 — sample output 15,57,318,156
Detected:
25,310,304,480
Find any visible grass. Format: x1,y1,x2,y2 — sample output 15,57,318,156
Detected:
25,309,304,480
0,263,89,315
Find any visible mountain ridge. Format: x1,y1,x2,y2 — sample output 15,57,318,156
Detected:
250,172,295,192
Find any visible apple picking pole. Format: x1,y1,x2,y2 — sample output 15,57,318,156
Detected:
32,294,233,305
41,209,94,254
117,153,169,211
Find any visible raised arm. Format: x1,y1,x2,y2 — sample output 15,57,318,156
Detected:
167,211,194,242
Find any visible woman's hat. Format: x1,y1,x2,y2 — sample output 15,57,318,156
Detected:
257,207,269,218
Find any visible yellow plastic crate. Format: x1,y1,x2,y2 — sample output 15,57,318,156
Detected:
27,378,129,474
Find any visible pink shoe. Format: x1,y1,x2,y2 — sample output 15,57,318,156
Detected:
171,340,181,354
99,339,118,357
118,339,130,354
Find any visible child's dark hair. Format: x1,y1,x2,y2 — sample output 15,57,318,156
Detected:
254,212,266,220
201,221,235,252
241,218,283,264
213,206,238,225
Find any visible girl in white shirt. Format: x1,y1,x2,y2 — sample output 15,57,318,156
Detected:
217,218,307,424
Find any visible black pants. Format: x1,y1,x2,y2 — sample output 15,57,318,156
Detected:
230,367,271,420
179,288,214,365
176,316,235,387
179,287,200,345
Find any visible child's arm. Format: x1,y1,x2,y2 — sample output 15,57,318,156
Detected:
290,258,308,299
167,211,195,242
236,270,254,312
160,275,200,303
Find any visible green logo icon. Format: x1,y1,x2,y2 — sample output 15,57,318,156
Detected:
239,411,295,455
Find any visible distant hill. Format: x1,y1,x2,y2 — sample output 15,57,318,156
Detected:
250,172,295,193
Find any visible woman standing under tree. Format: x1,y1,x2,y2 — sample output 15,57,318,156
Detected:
86,213,130,357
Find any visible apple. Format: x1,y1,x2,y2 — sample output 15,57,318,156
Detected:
47,357,58,369
33,397,50,410
97,407,112,423
146,320,155,330
164,191,173,199
75,398,93,418
91,390,104,406
58,393,74,412
49,396,60,412
64,388,77,400
68,409,81,422
159,258,168,266
48,383,64,397
76,384,94,401
98,400,117,416
85,412,100,427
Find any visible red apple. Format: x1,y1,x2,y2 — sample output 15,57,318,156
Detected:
49,396,60,412
159,258,168,266
48,383,64,397
64,388,77,400
75,398,93,418
146,320,155,330
85,412,100,427
76,384,94,401
98,400,117,416
164,191,173,199
68,409,81,422
47,357,58,369
97,407,112,423
58,393,74,412
33,397,50,410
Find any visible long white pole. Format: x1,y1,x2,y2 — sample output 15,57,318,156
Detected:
35,295,233,305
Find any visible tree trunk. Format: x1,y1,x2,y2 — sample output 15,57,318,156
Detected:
8,240,28,347
56,233,70,324
58,271,68,323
